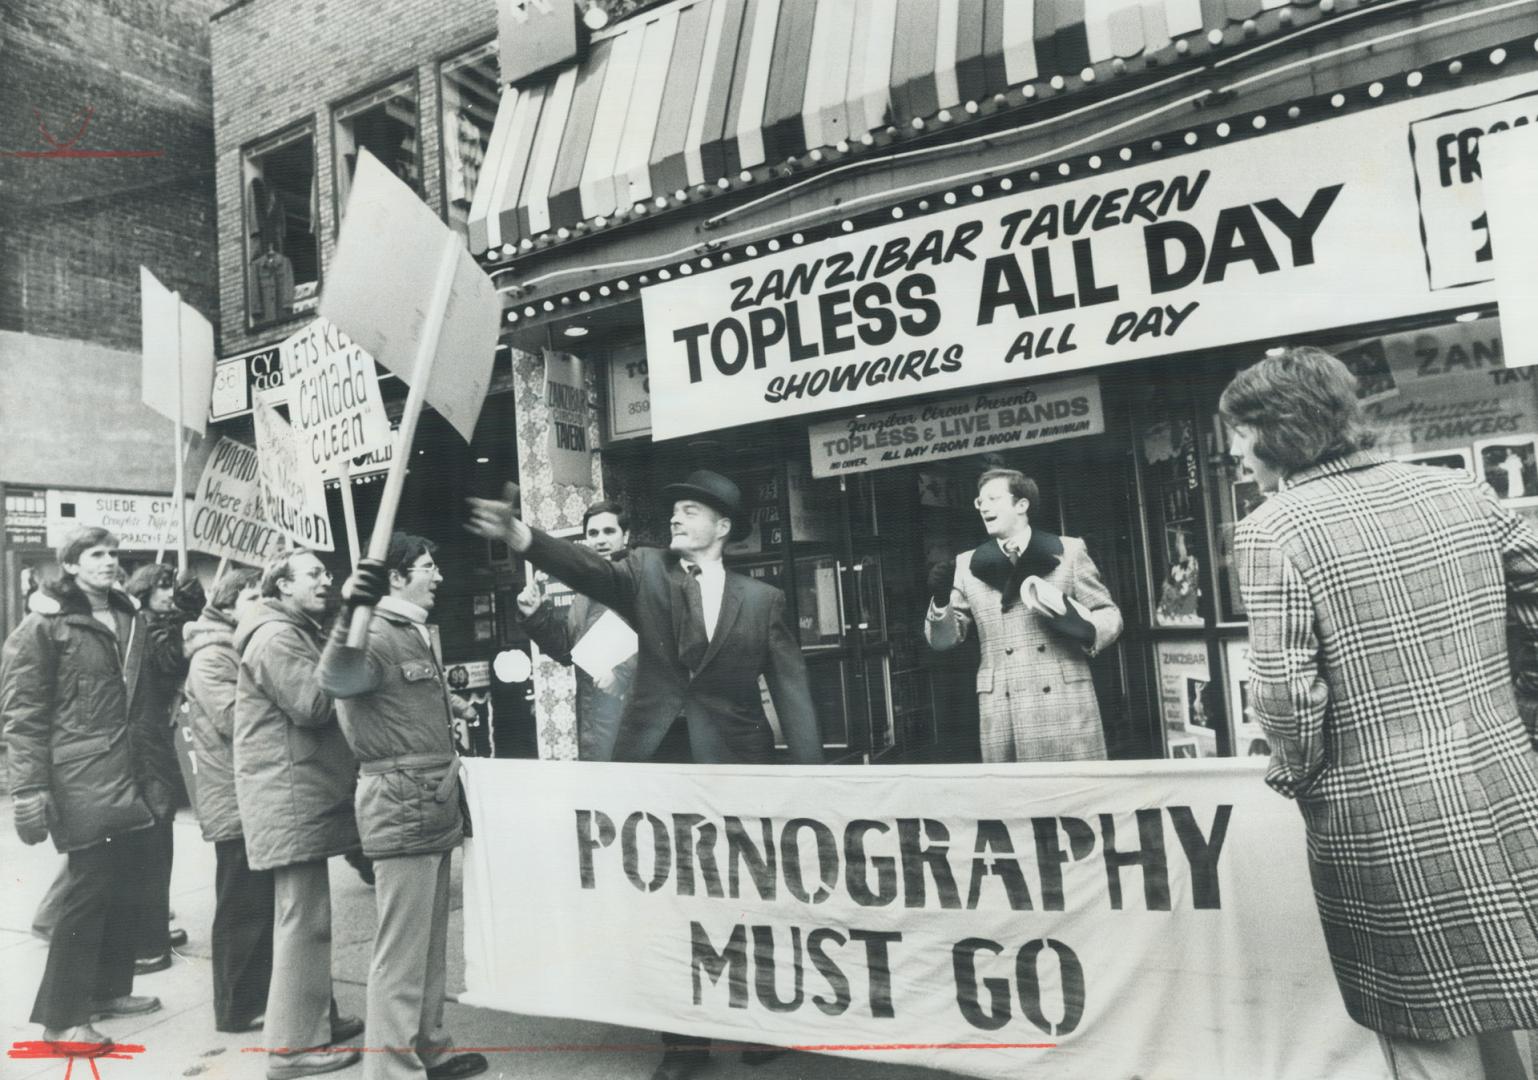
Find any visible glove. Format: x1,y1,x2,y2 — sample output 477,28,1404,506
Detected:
341,558,388,608
927,561,956,607
13,790,52,846
173,571,206,614
1039,597,1097,648
344,849,376,886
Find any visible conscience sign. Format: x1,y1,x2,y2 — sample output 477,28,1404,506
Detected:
461,759,1383,1080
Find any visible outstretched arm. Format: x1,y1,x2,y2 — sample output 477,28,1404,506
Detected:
467,485,640,621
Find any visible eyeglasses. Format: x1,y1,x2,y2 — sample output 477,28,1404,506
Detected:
406,562,440,576
973,494,1020,510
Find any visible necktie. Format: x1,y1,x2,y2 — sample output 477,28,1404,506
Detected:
679,563,710,672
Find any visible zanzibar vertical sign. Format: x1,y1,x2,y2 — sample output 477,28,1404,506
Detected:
544,349,593,487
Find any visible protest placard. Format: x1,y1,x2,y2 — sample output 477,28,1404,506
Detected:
186,437,287,566
320,147,503,643
280,317,394,477
320,149,501,445
252,396,334,551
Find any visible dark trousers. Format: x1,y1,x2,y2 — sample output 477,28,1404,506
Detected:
134,819,174,959
213,837,275,1032
31,828,155,1030
31,859,72,939
653,720,709,1053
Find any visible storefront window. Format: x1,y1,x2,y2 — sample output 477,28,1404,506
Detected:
242,128,318,328
1222,637,1271,758
1345,315,1531,519
1140,409,1207,629
334,76,421,223
1206,410,1260,623
439,40,498,237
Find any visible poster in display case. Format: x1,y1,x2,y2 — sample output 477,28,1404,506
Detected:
1156,638,1220,757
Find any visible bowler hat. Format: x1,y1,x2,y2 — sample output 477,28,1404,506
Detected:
661,470,752,541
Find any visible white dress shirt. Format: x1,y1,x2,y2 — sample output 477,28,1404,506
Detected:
684,556,727,639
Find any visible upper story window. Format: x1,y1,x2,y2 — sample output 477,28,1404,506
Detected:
334,76,421,223
242,127,318,329
439,40,498,237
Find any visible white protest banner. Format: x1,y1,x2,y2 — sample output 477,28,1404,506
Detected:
252,396,334,551
641,73,1538,441
809,374,1103,478
1479,122,1538,368
544,348,593,486
280,318,393,476
320,150,501,445
46,490,188,551
186,437,287,566
461,758,1385,1080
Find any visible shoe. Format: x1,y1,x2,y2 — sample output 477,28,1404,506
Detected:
426,1053,489,1080
216,1013,264,1034
134,953,172,975
40,1024,114,1055
90,994,162,1021
265,1049,361,1079
330,1014,363,1044
650,1048,709,1080
168,927,188,948
741,1044,787,1065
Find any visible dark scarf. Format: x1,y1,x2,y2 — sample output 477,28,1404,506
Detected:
968,529,1065,612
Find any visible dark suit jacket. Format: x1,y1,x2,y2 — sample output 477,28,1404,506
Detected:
523,528,822,764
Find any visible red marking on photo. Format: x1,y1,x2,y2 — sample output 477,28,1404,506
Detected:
244,1039,1056,1054
1,106,164,159
8,1040,147,1079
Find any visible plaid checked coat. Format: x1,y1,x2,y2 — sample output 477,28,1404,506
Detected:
1236,450,1538,1040
926,530,1122,762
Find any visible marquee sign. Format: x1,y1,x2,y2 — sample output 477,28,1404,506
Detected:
640,73,1538,441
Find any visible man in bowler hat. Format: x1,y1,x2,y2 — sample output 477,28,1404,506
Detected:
467,469,820,1079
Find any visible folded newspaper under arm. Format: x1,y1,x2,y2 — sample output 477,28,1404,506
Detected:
569,608,638,679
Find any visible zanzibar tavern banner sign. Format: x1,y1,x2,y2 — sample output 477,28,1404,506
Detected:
640,72,1538,441
460,758,1386,1080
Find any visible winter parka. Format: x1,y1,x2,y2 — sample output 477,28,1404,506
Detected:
183,606,243,842
233,599,359,871
0,582,157,851
317,599,466,860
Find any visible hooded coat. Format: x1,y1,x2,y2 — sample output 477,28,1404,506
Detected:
183,606,243,842
1,581,157,851
233,599,359,871
129,607,191,820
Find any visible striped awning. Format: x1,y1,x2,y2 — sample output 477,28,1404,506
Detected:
468,0,1328,257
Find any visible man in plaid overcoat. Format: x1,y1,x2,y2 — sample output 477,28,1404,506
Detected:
1226,346,1538,1078
925,468,1122,762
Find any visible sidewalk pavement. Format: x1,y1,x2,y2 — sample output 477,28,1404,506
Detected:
1,801,957,1080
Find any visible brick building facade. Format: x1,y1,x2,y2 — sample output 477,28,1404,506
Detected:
0,0,222,629
210,0,495,356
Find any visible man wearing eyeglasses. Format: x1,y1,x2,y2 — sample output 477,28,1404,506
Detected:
318,533,487,1080
925,468,1122,763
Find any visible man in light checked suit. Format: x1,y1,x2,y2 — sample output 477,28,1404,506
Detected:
925,468,1122,762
